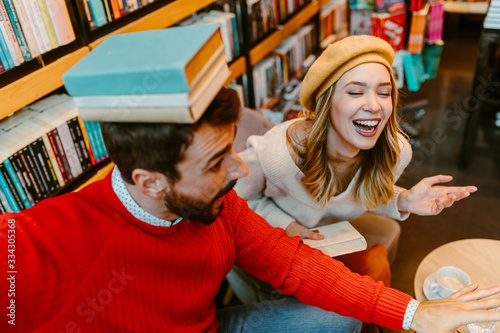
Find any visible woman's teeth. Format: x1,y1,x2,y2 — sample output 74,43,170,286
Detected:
353,120,379,132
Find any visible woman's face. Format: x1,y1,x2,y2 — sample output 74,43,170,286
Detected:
329,62,393,155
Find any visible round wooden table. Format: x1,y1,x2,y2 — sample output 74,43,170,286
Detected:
414,238,500,332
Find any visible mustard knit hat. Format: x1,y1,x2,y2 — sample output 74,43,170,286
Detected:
299,35,395,112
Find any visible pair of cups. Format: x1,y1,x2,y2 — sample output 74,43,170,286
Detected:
430,266,470,298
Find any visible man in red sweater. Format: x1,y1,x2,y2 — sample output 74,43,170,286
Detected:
2,87,500,332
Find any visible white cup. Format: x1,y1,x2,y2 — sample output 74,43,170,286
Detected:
430,266,471,298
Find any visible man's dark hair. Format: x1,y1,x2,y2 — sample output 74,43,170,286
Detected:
101,87,241,184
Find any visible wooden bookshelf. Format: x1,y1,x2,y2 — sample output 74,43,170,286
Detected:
249,1,320,66
0,47,90,121
89,0,217,49
226,57,247,85
75,162,115,192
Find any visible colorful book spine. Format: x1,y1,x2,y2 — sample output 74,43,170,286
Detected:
0,166,19,212
18,148,43,202
42,133,65,187
22,145,49,199
0,187,13,212
36,0,58,49
0,162,23,210
57,122,83,177
12,0,40,57
45,0,76,46
78,117,96,165
50,129,73,182
3,158,31,208
87,0,108,27
428,2,444,44
67,117,91,171
31,137,59,194
9,153,36,206
21,0,46,54
407,11,426,54
1,0,32,61
0,30,13,69
0,1,24,66
27,0,52,52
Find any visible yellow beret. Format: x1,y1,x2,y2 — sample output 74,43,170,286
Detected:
299,35,395,112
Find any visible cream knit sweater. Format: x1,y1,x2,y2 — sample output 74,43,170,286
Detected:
234,119,413,231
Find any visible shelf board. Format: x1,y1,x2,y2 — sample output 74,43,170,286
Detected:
226,56,247,85
0,47,90,121
90,0,217,49
74,161,115,192
444,1,489,14
249,1,320,66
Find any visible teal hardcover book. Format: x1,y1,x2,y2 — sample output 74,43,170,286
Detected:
62,25,223,97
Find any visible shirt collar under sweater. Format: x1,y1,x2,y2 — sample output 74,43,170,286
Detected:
111,166,182,227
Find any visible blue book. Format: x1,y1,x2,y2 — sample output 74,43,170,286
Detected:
0,164,20,212
1,0,32,61
3,159,31,209
88,0,108,27
62,25,224,96
0,30,13,69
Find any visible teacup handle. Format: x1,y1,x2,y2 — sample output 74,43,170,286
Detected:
430,282,439,293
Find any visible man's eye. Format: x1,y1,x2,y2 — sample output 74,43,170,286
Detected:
211,160,222,171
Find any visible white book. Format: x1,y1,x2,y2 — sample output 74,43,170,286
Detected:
302,221,367,257
45,0,76,46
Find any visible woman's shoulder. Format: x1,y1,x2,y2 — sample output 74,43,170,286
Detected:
396,132,413,167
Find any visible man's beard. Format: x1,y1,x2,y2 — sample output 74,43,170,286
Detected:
163,180,237,225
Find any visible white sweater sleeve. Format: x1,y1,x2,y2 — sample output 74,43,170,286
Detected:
373,134,413,221
234,137,296,230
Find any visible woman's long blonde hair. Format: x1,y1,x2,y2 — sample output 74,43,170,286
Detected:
287,73,405,210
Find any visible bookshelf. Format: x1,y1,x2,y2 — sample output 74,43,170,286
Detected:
249,1,320,66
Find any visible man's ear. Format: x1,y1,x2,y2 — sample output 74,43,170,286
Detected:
131,169,170,199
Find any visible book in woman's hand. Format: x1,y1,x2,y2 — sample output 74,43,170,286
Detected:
302,221,367,257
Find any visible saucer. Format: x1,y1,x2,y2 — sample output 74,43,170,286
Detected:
423,273,443,300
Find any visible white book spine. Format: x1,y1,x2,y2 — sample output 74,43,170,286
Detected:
12,0,40,57
21,0,46,54
27,0,52,52
57,122,83,177
45,0,76,46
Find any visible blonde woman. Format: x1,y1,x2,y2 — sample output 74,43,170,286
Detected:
230,35,476,302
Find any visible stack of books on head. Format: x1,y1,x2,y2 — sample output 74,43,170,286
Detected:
0,94,108,213
62,25,231,124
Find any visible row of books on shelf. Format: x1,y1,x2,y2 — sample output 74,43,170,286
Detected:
0,94,108,213
319,0,348,48
350,1,444,54
178,9,240,63
246,0,313,45
252,23,316,111
82,0,157,29
0,0,76,72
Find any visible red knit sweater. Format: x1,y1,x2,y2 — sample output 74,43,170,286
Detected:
0,174,412,332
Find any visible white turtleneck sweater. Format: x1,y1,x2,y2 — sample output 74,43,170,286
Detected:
234,119,413,231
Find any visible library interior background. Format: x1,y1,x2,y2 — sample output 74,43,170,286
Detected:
1,0,500,332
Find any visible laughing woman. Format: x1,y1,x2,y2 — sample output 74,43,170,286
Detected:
230,35,476,301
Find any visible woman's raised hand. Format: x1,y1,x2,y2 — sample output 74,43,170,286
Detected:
397,175,477,216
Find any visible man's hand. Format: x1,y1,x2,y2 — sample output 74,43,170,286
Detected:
411,283,500,332
397,175,477,215
285,221,325,240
